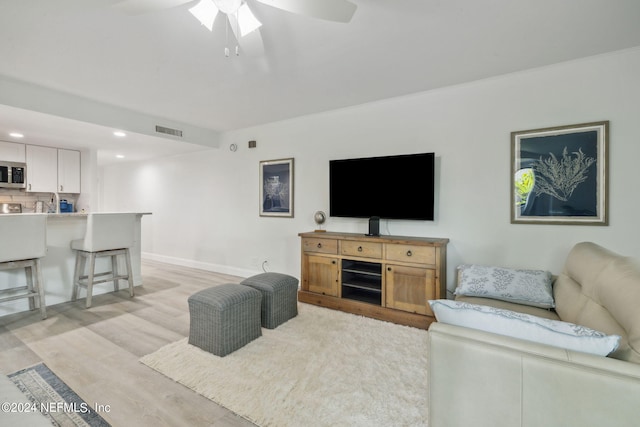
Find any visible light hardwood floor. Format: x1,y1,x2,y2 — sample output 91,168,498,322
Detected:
0,260,257,427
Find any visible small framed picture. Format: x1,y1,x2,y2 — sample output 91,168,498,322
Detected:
511,121,608,225
259,158,294,218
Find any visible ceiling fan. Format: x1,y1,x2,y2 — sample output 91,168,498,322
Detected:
114,0,357,56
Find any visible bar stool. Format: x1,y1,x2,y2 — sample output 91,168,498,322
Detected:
71,213,136,308
0,214,47,319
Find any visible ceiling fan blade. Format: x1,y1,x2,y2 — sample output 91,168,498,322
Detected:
113,0,194,15
255,0,357,23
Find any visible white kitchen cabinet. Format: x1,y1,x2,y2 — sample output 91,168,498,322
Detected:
57,149,81,193
0,141,26,162
26,145,57,193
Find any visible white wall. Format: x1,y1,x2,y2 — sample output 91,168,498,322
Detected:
101,47,640,293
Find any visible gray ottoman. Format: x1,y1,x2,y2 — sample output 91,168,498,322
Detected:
188,284,262,357
241,272,299,329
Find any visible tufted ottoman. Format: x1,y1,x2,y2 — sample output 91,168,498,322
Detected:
188,283,262,357
241,272,299,329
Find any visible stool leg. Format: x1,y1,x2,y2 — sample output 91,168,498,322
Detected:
86,252,96,308
72,252,83,301
111,254,120,292
25,264,35,311
34,259,47,320
125,248,134,298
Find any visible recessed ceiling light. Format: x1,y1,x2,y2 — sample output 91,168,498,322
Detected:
113,131,126,137
116,154,125,159
9,132,24,138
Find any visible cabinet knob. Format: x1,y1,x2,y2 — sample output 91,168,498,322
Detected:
387,267,392,271
357,246,363,252
332,260,336,265
60,185,63,192
317,243,322,248
406,250,413,257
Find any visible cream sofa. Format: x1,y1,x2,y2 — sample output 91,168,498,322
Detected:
427,242,640,427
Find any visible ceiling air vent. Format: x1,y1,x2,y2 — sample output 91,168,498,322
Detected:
155,125,183,138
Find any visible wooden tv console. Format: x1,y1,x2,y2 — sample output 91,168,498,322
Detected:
298,231,449,329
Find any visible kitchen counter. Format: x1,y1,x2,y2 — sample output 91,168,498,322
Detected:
45,212,152,218
46,212,90,218
0,212,151,316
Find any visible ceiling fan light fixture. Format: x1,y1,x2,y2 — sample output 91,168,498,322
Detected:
213,0,242,15
189,0,219,31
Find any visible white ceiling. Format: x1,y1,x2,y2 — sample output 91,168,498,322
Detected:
1,0,640,165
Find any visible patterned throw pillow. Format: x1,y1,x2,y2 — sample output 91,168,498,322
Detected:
429,299,620,356
455,264,555,308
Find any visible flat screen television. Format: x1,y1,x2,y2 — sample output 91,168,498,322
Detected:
329,152,435,220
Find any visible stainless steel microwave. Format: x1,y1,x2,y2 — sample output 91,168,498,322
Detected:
0,161,27,189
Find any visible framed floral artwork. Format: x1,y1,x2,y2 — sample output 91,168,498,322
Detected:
259,158,294,218
511,121,608,225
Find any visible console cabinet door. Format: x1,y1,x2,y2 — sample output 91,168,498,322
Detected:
305,255,339,297
385,264,435,315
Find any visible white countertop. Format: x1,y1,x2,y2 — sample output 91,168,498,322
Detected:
45,212,152,218
0,212,152,218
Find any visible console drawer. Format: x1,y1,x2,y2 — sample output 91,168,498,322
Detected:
302,238,338,254
385,244,435,265
341,241,382,258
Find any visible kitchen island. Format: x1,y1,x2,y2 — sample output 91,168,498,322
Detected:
0,212,150,316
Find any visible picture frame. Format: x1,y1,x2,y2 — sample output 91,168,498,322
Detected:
259,158,294,218
511,121,608,225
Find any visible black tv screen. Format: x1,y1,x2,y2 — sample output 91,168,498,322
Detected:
329,152,435,220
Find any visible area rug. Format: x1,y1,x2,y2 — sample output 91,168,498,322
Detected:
8,363,111,427
140,303,428,427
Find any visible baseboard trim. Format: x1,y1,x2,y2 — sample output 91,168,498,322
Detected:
141,252,260,279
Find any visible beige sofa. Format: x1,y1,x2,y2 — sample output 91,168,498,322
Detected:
427,242,640,427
